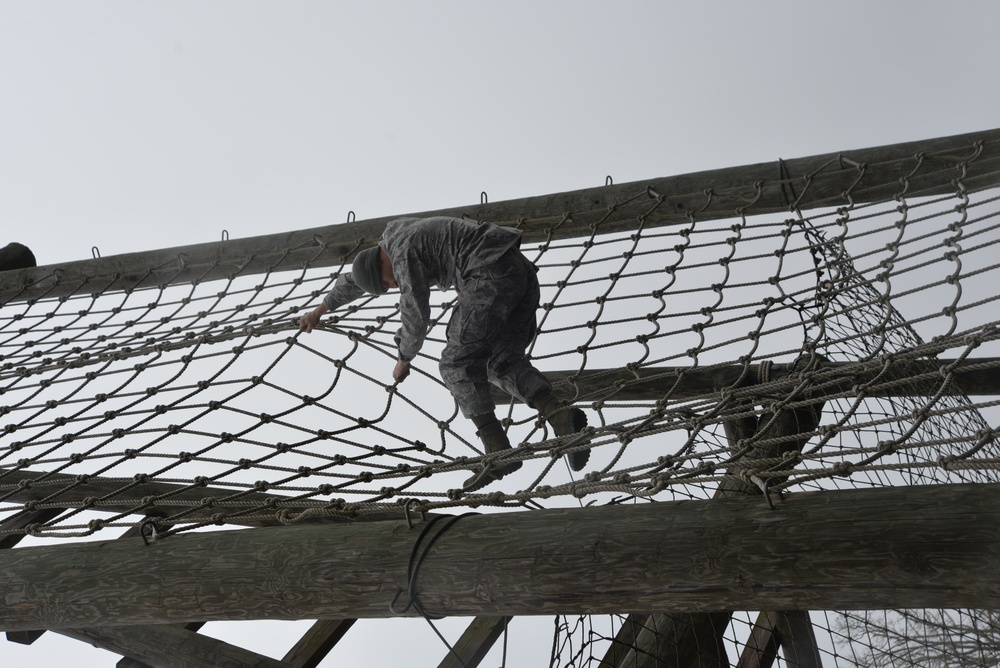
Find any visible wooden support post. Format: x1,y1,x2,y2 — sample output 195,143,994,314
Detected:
282,619,356,668
771,611,822,668
612,364,826,667
0,483,998,630
616,612,732,668
715,375,824,666
56,625,288,668
711,372,823,667
737,612,822,668
739,612,781,668
438,616,511,668
717,380,824,667
598,614,649,667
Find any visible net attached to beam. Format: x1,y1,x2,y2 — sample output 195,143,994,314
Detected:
2,136,1000,666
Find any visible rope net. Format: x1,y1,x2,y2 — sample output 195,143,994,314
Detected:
2,134,1000,665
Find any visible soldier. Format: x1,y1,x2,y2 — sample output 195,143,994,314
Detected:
299,216,589,490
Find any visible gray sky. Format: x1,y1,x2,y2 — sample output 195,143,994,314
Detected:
2,1,999,666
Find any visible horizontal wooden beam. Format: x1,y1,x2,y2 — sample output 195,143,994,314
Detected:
2,128,997,304
0,356,994,535
502,357,1000,404
10,518,209,662
0,469,413,527
0,483,997,630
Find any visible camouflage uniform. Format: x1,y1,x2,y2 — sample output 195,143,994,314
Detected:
322,216,551,418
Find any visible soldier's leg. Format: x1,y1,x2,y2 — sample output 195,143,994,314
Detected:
485,251,551,404
441,252,528,490
484,251,591,472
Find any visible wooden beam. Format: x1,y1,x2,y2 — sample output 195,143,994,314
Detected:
0,483,998,630
610,367,826,667
1,508,65,647
2,128,997,304
282,618,355,668
708,379,823,668
117,659,149,668
0,469,415,527
55,625,288,668
737,612,821,668
598,614,649,668
738,612,780,668
438,616,511,668
49,521,221,668
0,505,345,668
771,611,822,668
5,629,45,646
616,612,732,668
497,357,1000,405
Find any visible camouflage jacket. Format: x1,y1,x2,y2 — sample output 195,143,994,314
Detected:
322,216,522,360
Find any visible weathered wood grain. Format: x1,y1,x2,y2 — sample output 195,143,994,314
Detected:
0,483,998,631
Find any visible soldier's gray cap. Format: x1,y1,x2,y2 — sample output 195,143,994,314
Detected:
352,245,386,296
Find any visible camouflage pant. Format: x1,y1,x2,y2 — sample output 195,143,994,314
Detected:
440,248,551,418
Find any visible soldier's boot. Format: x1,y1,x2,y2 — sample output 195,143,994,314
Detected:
533,392,590,472
463,419,523,492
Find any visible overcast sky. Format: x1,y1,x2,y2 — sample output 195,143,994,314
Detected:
2,1,998,666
